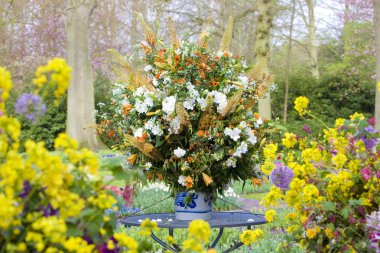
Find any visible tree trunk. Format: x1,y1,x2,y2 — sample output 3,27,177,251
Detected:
374,0,380,130
66,0,100,149
255,0,276,120
283,0,296,122
305,0,319,79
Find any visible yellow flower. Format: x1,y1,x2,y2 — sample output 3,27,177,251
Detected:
33,58,71,104
185,176,194,189
332,152,347,168
240,229,264,246
294,96,309,116
282,133,297,149
182,238,203,252
306,228,316,239
265,209,277,223
114,233,138,252
127,154,138,165
325,228,334,239
263,143,278,160
188,220,211,242
139,218,158,236
202,173,213,187
0,66,13,112
335,118,345,128
261,160,275,175
349,112,364,121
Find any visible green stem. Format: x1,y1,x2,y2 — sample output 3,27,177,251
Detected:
306,112,329,129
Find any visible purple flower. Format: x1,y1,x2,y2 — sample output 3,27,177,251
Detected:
19,180,31,199
40,204,59,217
15,93,46,122
302,124,312,134
269,163,294,189
364,125,378,134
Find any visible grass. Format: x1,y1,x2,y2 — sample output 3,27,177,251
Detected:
242,192,268,201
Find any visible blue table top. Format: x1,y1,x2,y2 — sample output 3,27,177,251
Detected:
119,211,267,229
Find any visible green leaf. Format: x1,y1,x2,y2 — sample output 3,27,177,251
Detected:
348,199,362,206
66,223,83,237
322,201,336,212
341,207,351,219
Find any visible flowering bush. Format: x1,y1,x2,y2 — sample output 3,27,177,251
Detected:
261,97,380,252
0,60,152,252
98,18,277,197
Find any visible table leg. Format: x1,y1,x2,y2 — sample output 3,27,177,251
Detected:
209,227,224,248
222,242,244,253
169,228,182,252
221,225,252,253
151,231,179,253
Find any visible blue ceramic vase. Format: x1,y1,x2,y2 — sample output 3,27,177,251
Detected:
174,192,212,220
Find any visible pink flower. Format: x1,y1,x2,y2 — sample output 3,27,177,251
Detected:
361,167,371,181
368,117,376,126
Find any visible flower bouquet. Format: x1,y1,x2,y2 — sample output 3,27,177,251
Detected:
98,16,277,219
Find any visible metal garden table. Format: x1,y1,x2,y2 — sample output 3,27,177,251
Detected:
119,211,267,252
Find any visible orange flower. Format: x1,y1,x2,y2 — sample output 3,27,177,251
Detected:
127,154,138,165
195,51,201,56
197,130,205,137
156,173,164,180
122,104,133,115
178,78,185,84
108,130,115,138
200,71,206,79
254,112,260,119
224,51,230,57
185,176,194,189
202,173,213,187
229,150,234,155
137,132,148,142
251,178,262,187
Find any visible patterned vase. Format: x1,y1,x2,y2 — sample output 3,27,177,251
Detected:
174,192,212,220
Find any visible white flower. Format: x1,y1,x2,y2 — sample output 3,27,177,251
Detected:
162,96,176,115
224,127,241,142
238,75,249,89
144,65,153,72
153,78,159,87
197,97,207,110
134,99,149,114
151,125,163,136
144,96,154,107
112,88,122,96
187,84,200,98
164,77,171,84
174,147,186,158
245,127,257,145
254,118,263,128
234,141,248,157
209,91,227,114
226,158,236,168
134,87,146,97
183,98,196,110
169,116,181,134
144,118,156,130
239,121,247,128
134,128,144,138
144,162,152,170
178,175,187,186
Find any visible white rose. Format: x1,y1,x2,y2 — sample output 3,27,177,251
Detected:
162,96,176,115
174,147,186,158
178,175,187,186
